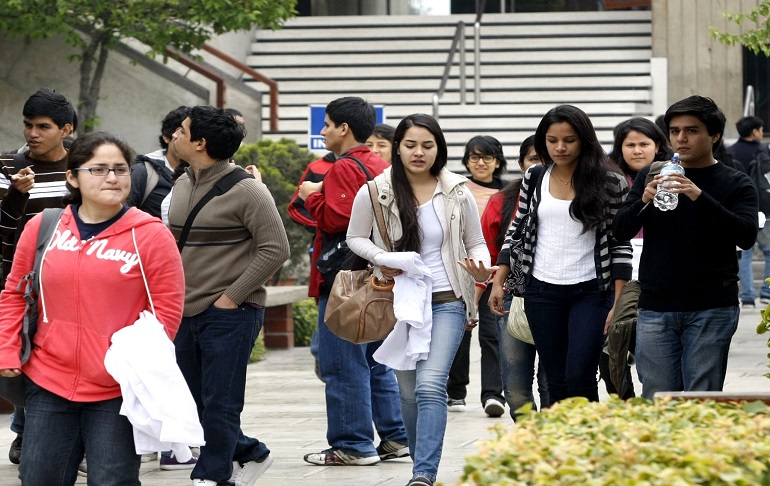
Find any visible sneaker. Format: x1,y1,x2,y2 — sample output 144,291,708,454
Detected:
77,457,87,477
192,480,217,486
761,298,770,305
484,398,505,418
160,453,197,470
231,454,274,486
141,452,158,462
447,398,466,412
742,300,756,307
8,434,21,465
376,441,409,460
407,475,434,486
303,448,380,466
190,446,201,459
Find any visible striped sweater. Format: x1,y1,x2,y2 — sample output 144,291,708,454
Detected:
0,153,68,286
497,164,633,291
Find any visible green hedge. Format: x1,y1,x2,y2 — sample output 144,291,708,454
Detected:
293,298,318,347
458,396,770,485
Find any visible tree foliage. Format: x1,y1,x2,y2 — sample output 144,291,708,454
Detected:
711,1,770,57
0,0,297,130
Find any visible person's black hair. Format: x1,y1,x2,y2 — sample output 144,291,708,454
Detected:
654,114,667,135
159,106,189,150
224,107,243,118
23,87,78,132
371,123,395,142
187,106,245,160
493,135,537,249
64,132,135,205
736,116,764,138
664,95,726,156
609,117,673,177
461,135,508,178
390,113,448,252
325,97,376,143
517,135,536,170
534,104,619,233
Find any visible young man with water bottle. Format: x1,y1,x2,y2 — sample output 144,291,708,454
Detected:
613,95,758,399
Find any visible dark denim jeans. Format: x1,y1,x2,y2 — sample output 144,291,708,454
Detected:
524,277,612,404
20,378,140,486
447,286,504,405
495,294,549,420
10,405,24,435
175,304,270,483
316,296,407,456
636,306,739,399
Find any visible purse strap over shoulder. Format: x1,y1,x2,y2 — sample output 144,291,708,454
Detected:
367,181,392,252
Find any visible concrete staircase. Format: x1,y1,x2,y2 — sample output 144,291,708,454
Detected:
247,10,654,172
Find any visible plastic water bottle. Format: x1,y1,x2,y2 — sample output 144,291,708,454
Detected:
653,153,684,211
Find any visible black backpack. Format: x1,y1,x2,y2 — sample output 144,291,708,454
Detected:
748,144,770,214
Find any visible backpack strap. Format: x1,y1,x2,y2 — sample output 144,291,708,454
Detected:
342,155,372,181
17,207,63,364
12,152,27,172
367,181,392,252
176,169,255,252
140,159,161,208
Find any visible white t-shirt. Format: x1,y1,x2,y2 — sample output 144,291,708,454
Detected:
417,200,451,292
532,171,595,284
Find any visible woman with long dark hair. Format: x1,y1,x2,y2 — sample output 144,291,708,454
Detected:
490,105,633,404
346,114,492,486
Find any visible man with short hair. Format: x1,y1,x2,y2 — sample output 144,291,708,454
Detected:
168,106,290,486
730,116,770,306
614,96,758,399
0,87,76,465
299,97,408,466
126,106,188,218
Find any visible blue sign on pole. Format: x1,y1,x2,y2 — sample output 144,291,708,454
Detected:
308,105,385,151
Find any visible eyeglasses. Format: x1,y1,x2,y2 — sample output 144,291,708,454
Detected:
73,166,131,177
468,154,496,164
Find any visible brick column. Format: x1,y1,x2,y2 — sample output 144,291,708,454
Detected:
263,303,294,349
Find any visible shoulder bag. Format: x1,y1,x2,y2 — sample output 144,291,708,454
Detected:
324,181,397,344
507,164,544,297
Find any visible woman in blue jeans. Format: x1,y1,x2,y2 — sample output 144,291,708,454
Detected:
491,106,633,404
484,136,549,418
347,114,493,486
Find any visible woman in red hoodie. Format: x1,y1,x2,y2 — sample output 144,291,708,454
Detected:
0,131,185,485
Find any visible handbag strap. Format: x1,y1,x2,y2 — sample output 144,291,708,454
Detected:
366,181,392,252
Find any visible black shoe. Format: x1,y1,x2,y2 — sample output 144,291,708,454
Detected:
8,434,21,465
742,300,756,308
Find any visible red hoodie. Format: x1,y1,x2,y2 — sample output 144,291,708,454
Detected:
304,145,389,297
0,206,185,402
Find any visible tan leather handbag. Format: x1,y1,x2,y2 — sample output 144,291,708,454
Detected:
324,181,396,344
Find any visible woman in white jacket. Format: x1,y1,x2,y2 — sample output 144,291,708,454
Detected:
347,113,493,486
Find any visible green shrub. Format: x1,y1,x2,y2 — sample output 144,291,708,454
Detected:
249,331,267,363
293,298,318,347
458,396,770,485
234,139,318,284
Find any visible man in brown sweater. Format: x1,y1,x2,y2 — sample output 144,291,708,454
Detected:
168,106,290,486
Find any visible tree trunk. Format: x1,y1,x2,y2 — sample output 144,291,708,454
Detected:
77,32,110,133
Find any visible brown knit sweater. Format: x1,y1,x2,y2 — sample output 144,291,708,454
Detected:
168,160,290,316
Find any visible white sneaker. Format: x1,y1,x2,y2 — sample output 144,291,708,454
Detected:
141,452,158,462
483,398,505,418
77,457,87,477
231,454,274,486
192,480,217,486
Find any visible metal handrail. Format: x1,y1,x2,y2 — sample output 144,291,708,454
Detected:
432,1,486,121
432,21,466,122
744,85,755,117
202,43,279,132
165,47,227,108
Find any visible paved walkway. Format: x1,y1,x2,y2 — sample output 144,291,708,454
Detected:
0,306,767,486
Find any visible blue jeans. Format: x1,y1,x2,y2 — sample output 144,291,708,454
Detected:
636,306,739,399
524,277,612,404
738,225,770,301
447,286,504,404
175,304,270,483
317,296,407,456
394,300,466,484
10,406,24,435
495,294,549,420
20,378,140,486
